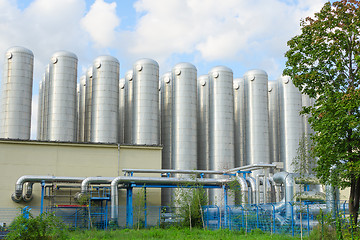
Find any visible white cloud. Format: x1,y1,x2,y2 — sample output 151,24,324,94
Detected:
121,0,327,75
81,0,120,48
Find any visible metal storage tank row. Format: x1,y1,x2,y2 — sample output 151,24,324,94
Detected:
0,46,34,140
78,75,86,142
124,70,133,144
84,67,93,142
118,78,126,144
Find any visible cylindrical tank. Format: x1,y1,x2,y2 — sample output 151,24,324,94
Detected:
160,72,172,206
76,83,80,140
302,93,315,173
279,76,303,173
42,64,50,140
0,46,34,140
124,70,133,144
84,67,93,142
77,75,86,142
244,69,270,171
208,66,235,205
47,51,78,142
118,78,126,144
91,55,119,143
268,80,280,165
233,78,246,167
132,59,159,145
171,63,197,171
197,75,209,171
37,79,44,140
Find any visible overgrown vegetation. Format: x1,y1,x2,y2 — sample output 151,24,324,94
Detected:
67,228,301,240
6,211,68,240
174,181,208,229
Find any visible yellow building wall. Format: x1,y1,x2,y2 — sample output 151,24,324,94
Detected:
0,140,162,209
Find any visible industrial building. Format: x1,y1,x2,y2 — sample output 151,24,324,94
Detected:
0,46,348,227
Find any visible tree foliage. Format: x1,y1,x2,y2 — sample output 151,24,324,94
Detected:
284,0,360,222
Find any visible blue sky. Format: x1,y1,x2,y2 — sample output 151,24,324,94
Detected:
0,0,329,138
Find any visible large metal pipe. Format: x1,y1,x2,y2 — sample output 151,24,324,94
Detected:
11,175,85,202
110,176,229,220
235,176,248,204
80,177,115,194
272,172,294,219
0,46,34,140
246,176,256,204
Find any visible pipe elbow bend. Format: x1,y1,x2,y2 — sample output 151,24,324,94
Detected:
11,193,22,203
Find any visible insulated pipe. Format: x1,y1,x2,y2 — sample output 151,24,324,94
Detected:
268,177,281,203
11,176,85,202
272,172,294,219
235,176,248,204
22,183,34,202
110,176,229,220
80,177,115,194
246,176,256,204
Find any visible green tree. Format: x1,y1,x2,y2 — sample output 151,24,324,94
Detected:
284,0,360,224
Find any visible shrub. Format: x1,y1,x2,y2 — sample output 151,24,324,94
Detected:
6,212,68,240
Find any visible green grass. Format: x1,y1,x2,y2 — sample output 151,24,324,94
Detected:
68,228,303,240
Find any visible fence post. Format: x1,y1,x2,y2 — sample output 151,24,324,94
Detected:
307,204,310,237
223,185,228,228
270,203,275,234
256,204,259,229
144,187,147,228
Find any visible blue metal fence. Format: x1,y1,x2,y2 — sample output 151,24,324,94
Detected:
0,200,351,236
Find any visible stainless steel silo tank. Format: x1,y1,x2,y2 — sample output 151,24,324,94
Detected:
160,72,172,206
124,70,133,144
197,75,209,171
301,93,315,173
47,51,78,142
43,64,50,141
0,46,34,140
84,67,93,142
91,55,119,143
233,78,246,168
279,76,303,173
78,75,86,142
132,59,159,145
171,63,197,171
37,78,44,140
118,78,126,144
76,83,80,140
244,69,270,171
268,80,280,165
208,66,235,205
